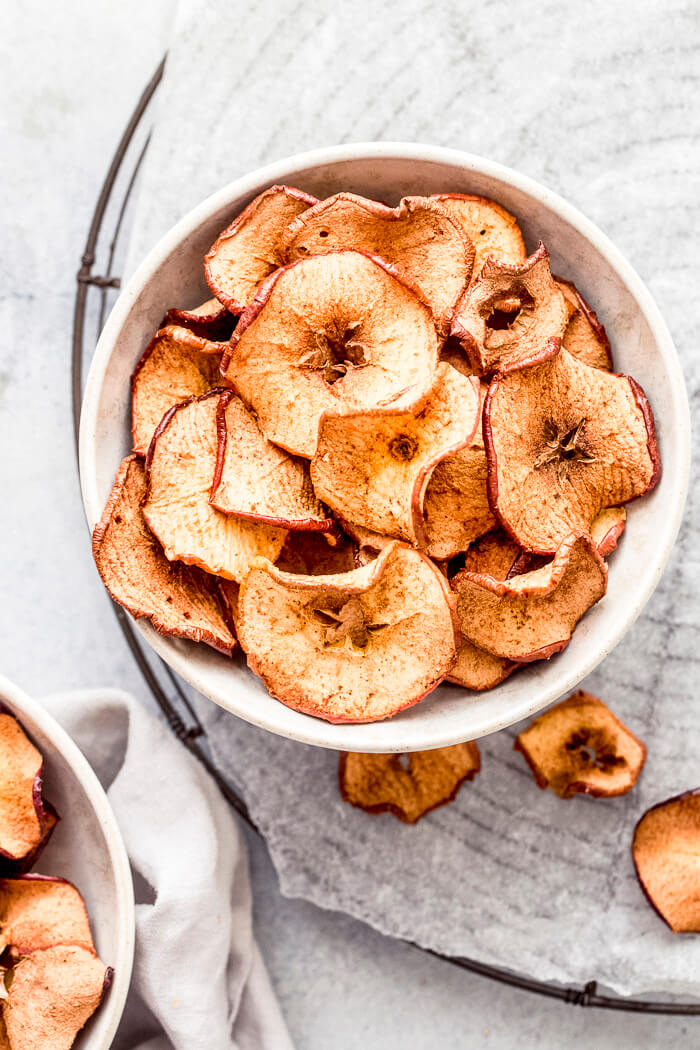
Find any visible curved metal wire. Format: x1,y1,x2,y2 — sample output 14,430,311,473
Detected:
72,57,700,1015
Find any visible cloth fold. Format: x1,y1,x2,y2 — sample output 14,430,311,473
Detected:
41,689,293,1050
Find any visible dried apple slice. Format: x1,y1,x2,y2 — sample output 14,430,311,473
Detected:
0,715,49,870
484,340,660,553
311,364,480,547
451,532,607,662
431,194,526,277
452,243,569,374
591,506,626,557
280,193,473,334
236,542,459,722
143,391,287,582
2,945,111,1050
556,278,613,371
210,391,332,531
275,531,356,576
422,381,497,559
632,791,700,932
205,184,317,312
339,742,481,823
93,454,236,653
162,299,236,341
221,251,440,457
131,325,225,456
0,875,94,959
515,691,646,798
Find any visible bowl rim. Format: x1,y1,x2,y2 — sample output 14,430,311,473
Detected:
0,673,135,1049
79,141,691,752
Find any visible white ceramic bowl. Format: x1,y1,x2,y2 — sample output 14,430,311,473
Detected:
0,674,134,1049
79,143,690,753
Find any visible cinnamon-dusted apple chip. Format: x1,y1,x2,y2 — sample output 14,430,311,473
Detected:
484,341,660,553
556,278,613,371
452,243,569,374
143,392,286,582
0,876,94,959
205,184,317,312
451,532,607,662
221,251,440,457
280,193,473,334
422,381,497,559
93,454,236,653
339,742,481,823
448,532,521,689
275,530,356,576
2,945,111,1050
591,506,626,557
236,542,459,722
0,715,52,872
162,298,236,341
131,325,225,455
311,364,480,547
633,791,700,932
432,194,526,277
210,391,332,531
515,691,646,798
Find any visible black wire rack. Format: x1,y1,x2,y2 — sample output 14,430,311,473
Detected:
71,58,700,1017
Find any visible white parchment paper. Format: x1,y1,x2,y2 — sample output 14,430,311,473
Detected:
126,0,700,997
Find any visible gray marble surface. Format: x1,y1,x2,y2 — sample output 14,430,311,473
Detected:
3,0,699,1046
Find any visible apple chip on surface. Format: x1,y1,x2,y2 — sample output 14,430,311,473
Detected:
556,278,612,371
210,391,332,531
311,364,480,547
339,742,481,823
2,945,110,1050
236,542,459,723
221,251,440,457
0,717,47,870
633,791,700,933
484,341,660,553
451,532,607,662
143,391,287,582
431,194,526,277
591,506,626,557
162,299,235,341
205,184,317,313
452,243,569,375
280,193,474,335
0,876,94,959
131,325,225,455
93,454,236,653
515,691,646,798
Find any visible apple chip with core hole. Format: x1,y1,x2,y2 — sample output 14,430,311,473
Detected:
515,691,646,798
131,325,226,455
93,454,236,653
311,364,480,547
221,251,439,457
451,532,607,662
0,716,52,871
339,743,481,823
484,340,660,553
143,391,286,582
0,876,94,959
280,193,474,335
591,506,626,557
2,945,111,1050
452,243,569,375
236,542,459,723
275,531,356,576
422,381,497,559
431,194,526,278
632,791,700,933
448,532,520,690
205,184,317,313
556,278,612,372
162,299,235,341
210,391,332,531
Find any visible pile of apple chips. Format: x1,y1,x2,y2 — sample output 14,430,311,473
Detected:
94,187,660,724
0,709,111,1049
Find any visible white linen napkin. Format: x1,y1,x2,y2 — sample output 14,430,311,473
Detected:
40,689,294,1050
